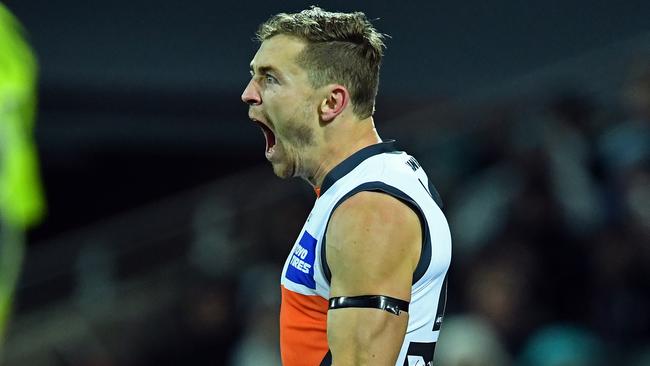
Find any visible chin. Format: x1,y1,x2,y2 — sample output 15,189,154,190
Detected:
271,162,295,179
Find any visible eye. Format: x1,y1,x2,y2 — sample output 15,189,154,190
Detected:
265,74,278,84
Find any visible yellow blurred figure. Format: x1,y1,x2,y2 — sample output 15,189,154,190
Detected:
0,3,45,352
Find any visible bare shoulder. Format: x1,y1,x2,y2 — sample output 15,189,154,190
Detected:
329,191,420,236
326,191,422,297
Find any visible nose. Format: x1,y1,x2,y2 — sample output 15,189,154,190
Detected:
241,79,261,105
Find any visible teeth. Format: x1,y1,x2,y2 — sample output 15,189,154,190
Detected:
266,145,275,159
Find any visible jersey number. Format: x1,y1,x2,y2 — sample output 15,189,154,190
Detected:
404,342,435,365
404,275,448,364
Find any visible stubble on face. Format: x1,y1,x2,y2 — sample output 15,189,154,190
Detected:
284,118,314,147
272,103,318,179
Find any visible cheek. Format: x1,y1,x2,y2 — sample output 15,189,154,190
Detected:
284,123,315,147
261,92,287,120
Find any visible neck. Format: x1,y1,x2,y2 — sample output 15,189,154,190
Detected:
306,116,381,189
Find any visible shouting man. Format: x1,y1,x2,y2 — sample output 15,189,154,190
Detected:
241,7,451,366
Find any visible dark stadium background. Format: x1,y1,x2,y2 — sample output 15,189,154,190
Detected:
2,0,649,365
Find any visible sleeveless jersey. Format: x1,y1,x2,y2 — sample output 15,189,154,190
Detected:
280,141,452,366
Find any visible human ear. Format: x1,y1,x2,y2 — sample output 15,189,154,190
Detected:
320,85,349,122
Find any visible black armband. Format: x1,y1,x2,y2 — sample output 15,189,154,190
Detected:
328,295,409,316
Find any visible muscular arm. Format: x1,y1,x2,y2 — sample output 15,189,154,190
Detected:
326,191,422,366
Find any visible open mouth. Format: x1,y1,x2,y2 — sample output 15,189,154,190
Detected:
253,119,276,153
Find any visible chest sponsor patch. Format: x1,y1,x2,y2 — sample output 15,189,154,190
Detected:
286,231,317,289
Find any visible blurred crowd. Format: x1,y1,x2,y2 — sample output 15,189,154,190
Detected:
429,55,650,366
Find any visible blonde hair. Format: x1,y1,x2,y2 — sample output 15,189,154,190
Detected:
256,6,387,118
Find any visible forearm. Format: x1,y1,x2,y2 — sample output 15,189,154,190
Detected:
328,308,408,366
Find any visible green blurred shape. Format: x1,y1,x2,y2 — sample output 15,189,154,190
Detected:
0,3,44,228
0,2,45,353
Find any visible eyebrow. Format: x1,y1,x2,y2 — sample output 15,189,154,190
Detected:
249,63,283,78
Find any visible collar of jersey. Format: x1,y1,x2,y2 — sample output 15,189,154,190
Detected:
319,140,398,196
